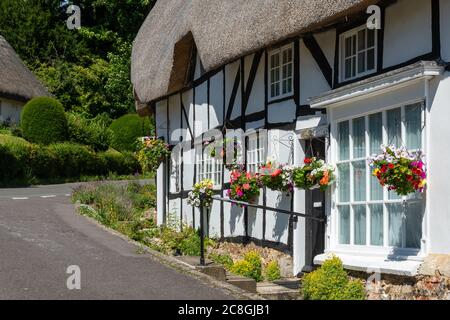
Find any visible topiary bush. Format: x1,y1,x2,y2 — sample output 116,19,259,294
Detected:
302,256,366,300
21,97,68,145
109,114,153,152
231,251,263,282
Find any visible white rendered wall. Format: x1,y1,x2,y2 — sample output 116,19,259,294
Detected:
427,73,450,254
383,0,432,69
225,60,242,121
300,38,332,105
0,99,23,124
245,54,265,115
209,71,224,128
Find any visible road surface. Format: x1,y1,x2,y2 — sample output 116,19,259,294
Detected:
0,182,236,300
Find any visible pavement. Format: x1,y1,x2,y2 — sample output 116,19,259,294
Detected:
0,182,238,300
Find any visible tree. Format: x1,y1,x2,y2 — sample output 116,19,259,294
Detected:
0,0,155,119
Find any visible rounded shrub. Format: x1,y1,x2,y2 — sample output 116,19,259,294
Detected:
109,114,153,152
21,97,68,145
302,256,366,300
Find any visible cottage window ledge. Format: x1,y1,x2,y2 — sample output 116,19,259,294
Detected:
313,252,424,276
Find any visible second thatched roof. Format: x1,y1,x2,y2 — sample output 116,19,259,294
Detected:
0,35,49,102
132,0,378,108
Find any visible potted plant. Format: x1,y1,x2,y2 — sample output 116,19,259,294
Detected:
293,157,335,191
136,136,170,173
259,161,294,193
188,179,214,208
227,170,261,205
370,145,426,196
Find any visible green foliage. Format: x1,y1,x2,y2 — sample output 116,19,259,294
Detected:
302,256,366,300
67,113,112,151
21,97,68,145
231,251,263,282
0,0,155,119
265,261,282,281
0,141,139,184
110,114,153,151
209,253,234,270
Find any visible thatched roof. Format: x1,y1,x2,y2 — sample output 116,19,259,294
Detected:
0,35,49,102
132,0,378,107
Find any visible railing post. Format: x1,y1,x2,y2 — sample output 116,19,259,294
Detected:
199,197,205,266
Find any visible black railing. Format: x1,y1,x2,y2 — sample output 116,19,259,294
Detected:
197,195,325,266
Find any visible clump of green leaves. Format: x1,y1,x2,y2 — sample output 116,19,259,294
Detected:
209,253,234,270
231,251,263,282
302,256,366,300
265,261,282,281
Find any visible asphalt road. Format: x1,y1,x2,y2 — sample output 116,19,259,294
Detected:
0,182,235,300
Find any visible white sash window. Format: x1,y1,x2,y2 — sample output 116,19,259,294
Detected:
334,102,425,251
340,25,377,82
269,44,293,100
196,148,222,188
246,132,267,173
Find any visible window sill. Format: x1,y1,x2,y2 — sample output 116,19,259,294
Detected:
314,252,424,276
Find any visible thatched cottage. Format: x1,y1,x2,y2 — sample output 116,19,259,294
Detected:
132,0,450,277
0,35,48,124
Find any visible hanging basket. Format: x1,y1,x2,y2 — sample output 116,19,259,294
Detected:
259,161,294,193
292,157,335,192
370,145,427,196
227,170,261,206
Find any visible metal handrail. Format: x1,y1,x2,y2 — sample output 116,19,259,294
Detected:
197,195,325,266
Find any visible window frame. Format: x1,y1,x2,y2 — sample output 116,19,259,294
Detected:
339,25,378,83
246,132,267,174
268,44,294,101
196,146,223,189
331,99,426,256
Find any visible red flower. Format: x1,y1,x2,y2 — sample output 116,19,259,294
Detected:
271,169,282,177
388,163,395,170
304,158,313,164
243,183,251,190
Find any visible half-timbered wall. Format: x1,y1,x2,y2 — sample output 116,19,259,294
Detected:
151,0,449,273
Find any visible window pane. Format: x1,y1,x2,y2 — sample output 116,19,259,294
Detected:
354,205,367,245
370,174,383,201
352,56,356,77
370,204,384,246
352,35,357,55
358,52,366,74
388,203,404,247
405,103,422,150
369,113,382,155
338,163,350,203
338,121,350,160
405,200,424,249
353,160,366,201
345,58,352,79
352,117,366,158
358,29,366,51
367,48,375,70
387,108,402,147
339,206,351,244
345,37,352,58
367,28,375,47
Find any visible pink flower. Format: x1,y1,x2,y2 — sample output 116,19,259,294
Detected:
243,183,251,190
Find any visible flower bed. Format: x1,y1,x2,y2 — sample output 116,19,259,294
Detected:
370,145,426,196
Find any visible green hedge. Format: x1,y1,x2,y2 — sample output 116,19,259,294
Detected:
109,114,153,152
0,142,140,183
21,97,68,145
67,113,112,152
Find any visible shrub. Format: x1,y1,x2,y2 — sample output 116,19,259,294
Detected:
21,97,68,145
67,113,112,152
302,256,366,300
209,253,234,270
47,143,98,178
99,149,140,176
109,114,153,152
265,261,282,281
231,251,263,282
